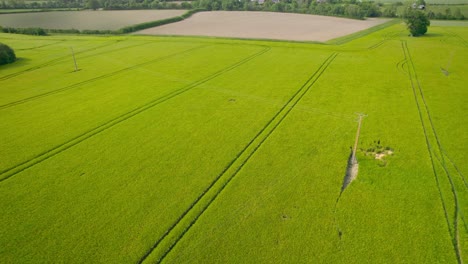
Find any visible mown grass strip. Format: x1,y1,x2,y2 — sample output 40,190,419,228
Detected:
0,46,270,183
0,45,207,109
402,40,463,264
327,19,400,46
138,52,338,264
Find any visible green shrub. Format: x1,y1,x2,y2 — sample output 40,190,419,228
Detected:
404,9,430,36
0,43,16,65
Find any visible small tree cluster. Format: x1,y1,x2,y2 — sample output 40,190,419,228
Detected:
404,8,430,37
0,43,16,65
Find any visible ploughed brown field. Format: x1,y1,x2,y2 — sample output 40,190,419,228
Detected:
137,11,390,41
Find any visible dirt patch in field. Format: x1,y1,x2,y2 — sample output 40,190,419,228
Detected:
137,11,389,42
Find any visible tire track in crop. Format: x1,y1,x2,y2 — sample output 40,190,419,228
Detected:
396,59,409,76
16,40,65,51
0,47,271,183
368,30,402,50
441,29,468,48
444,153,468,189
0,45,207,109
137,53,338,264
434,154,468,234
402,40,463,264
0,40,150,81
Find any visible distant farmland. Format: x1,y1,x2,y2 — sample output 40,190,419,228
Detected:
137,11,390,42
0,20,467,263
0,10,186,30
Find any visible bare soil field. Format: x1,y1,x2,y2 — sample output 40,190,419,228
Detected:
0,10,187,30
137,11,389,42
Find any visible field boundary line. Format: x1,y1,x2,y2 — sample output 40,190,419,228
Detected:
137,52,338,264
402,41,463,264
0,45,207,109
0,47,271,183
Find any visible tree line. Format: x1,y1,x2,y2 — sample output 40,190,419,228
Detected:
0,0,465,20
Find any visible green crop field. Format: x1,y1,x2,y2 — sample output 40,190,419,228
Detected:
0,21,467,263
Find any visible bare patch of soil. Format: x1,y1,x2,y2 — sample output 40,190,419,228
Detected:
137,11,389,42
359,140,394,167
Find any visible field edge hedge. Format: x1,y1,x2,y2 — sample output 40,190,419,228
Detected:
118,9,204,34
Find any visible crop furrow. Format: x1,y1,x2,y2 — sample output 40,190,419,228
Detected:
0,45,207,109
0,47,271,183
402,40,463,264
137,52,338,264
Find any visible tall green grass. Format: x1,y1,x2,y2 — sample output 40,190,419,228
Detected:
0,22,466,263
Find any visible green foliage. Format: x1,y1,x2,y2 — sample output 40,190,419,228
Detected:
1,27,47,36
0,42,16,65
87,0,100,10
118,9,204,33
404,8,430,36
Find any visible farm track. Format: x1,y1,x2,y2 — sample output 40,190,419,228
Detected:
138,52,338,264
0,47,271,183
0,39,151,81
0,45,207,109
402,40,464,264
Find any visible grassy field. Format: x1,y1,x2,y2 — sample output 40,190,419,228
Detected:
0,21,467,263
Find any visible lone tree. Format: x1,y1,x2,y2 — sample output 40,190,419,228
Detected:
404,8,430,37
0,43,16,65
